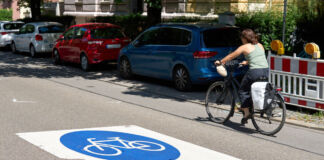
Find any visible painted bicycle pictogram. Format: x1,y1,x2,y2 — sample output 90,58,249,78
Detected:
60,130,181,160
83,137,165,156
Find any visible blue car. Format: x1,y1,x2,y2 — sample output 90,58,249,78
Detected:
118,23,244,91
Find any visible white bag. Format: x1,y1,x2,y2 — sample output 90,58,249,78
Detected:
251,82,269,110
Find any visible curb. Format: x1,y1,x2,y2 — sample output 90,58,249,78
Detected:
284,118,324,131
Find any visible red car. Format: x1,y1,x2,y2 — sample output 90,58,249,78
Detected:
53,23,131,71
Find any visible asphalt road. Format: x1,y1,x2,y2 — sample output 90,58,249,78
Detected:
1,50,324,160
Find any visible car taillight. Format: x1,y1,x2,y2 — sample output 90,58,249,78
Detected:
193,51,218,59
1,32,7,35
276,88,282,91
35,35,43,41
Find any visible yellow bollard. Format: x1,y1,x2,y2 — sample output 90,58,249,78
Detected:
271,40,285,55
305,43,321,59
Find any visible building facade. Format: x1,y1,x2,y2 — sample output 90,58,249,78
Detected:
64,0,291,23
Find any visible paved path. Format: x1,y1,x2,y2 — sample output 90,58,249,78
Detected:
1,51,324,160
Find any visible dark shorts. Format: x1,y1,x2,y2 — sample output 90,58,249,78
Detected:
239,68,269,108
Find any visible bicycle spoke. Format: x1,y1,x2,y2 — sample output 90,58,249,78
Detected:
251,94,286,135
205,82,234,124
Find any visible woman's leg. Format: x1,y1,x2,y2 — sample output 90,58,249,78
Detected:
239,70,253,118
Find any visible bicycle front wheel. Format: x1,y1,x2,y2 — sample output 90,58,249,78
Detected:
251,94,286,136
205,81,234,124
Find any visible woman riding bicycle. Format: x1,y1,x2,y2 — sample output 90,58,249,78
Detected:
215,29,269,125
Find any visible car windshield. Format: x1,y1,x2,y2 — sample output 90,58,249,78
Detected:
203,28,242,48
38,25,64,33
91,27,125,39
3,23,24,30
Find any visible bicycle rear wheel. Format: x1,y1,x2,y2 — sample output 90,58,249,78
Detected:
205,81,234,123
251,94,286,135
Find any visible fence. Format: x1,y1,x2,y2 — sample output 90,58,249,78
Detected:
269,54,324,110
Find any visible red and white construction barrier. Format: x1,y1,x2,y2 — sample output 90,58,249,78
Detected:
269,54,324,110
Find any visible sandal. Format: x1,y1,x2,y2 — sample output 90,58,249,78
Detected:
241,114,252,125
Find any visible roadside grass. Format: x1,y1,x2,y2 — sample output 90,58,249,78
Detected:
286,104,324,124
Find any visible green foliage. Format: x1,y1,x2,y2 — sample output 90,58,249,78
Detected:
0,9,12,21
91,14,149,39
18,15,75,29
144,0,162,9
294,2,324,59
235,6,301,55
162,17,209,23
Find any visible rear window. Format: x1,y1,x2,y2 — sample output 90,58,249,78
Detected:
90,27,125,39
38,25,64,33
203,28,241,48
3,23,24,30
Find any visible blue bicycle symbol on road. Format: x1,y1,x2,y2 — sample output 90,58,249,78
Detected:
60,130,180,160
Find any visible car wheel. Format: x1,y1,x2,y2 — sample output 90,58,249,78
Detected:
30,45,37,58
173,66,192,91
11,42,17,54
53,49,61,65
119,57,133,79
81,54,90,71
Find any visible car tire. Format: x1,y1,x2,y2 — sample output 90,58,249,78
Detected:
30,45,37,58
119,57,133,79
53,49,61,65
80,54,90,71
11,42,17,54
173,66,192,91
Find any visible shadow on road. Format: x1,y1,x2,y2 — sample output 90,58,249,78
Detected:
195,116,257,134
0,51,209,103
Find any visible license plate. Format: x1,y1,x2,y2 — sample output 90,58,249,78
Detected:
106,44,121,49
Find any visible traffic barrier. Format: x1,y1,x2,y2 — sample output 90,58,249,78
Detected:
269,54,324,110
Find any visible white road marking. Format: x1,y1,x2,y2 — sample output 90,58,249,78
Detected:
12,98,36,103
17,125,240,160
106,100,121,104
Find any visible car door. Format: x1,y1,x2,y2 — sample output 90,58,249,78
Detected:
58,27,75,61
14,25,27,51
70,27,87,63
20,24,35,51
147,27,193,79
129,28,159,75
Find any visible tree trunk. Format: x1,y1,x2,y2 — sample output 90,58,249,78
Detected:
147,0,161,26
30,0,41,21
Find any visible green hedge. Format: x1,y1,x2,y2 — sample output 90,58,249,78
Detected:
91,14,149,39
235,7,301,55
90,11,323,59
0,9,12,21
294,11,324,58
18,15,75,29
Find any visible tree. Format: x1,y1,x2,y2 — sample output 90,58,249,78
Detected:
17,0,41,20
0,0,42,20
144,0,162,26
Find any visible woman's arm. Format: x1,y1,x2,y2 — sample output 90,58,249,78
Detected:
220,45,246,64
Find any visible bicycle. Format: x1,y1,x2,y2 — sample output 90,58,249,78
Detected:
205,60,286,136
83,137,165,156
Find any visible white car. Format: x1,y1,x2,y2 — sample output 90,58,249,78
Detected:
11,22,64,57
0,21,24,48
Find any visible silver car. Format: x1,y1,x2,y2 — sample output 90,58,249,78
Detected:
0,21,24,48
11,22,64,57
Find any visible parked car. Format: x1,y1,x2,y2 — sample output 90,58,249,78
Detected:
53,23,131,71
11,22,64,57
0,21,24,48
118,23,245,91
